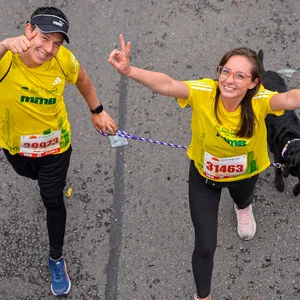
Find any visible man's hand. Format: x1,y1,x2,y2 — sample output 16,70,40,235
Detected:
92,110,117,135
1,30,38,54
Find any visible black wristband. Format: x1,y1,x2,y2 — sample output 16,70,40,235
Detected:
90,104,103,114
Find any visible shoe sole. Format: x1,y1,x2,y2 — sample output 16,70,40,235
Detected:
51,280,71,296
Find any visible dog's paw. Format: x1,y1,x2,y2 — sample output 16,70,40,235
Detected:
293,184,300,196
282,167,290,178
275,179,285,192
274,174,284,192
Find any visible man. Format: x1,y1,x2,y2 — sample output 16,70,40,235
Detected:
0,6,117,296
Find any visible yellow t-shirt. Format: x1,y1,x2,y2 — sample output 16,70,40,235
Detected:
178,78,284,182
0,46,80,156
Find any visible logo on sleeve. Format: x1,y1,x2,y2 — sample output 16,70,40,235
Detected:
53,77,62,85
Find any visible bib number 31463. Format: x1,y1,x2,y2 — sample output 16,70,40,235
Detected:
203,152,247,179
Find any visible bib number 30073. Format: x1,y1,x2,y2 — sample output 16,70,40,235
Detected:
203,152,247,179
20,130,61,157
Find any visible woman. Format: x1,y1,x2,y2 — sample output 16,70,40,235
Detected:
108,34,299,300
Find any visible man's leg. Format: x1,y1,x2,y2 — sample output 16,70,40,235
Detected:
38,146,72,296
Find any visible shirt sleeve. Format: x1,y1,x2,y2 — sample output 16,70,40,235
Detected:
0,51,12,82
177,78,217,110
55,46,80,84
254,85,284,117
177,81,193,108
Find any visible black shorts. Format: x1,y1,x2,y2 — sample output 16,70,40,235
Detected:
3,146,72,197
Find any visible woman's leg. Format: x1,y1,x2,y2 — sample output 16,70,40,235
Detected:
189,161,222,299
228,175,259,240
229,175,259,209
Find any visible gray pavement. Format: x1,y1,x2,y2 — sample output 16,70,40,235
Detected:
0,0,299,299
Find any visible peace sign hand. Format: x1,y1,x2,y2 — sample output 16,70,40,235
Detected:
108,34,131,76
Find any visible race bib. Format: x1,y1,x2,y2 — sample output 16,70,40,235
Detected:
20,130,61,157
203,151,247,179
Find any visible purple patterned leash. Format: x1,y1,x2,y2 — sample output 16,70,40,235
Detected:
100,129,188,150
99,130,284,168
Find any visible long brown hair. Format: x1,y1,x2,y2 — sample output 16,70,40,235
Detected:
215,48,262,138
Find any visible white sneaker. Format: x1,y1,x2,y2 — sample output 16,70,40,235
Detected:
234,203,256,240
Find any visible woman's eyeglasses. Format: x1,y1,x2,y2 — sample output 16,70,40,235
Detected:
217,66,252,82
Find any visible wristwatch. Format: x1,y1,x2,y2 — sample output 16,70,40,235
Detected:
90,104,103,114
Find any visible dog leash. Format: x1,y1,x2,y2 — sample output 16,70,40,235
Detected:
100,129,188,150
281,138,300,158
100,130,286,168
270,162,284,168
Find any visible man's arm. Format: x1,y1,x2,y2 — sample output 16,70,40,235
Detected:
76,66,117,134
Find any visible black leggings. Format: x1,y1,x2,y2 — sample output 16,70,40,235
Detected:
188,161,258,298
3,146,72,260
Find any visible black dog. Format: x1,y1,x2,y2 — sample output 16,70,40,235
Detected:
259,49,300,196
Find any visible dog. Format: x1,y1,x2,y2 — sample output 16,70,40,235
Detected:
258,49,300,196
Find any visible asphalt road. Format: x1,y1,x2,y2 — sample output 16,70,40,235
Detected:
0,0,299,299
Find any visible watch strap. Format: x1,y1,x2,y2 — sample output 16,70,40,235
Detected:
90,104,104,114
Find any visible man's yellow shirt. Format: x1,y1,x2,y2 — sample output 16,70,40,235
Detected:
0,46,80,156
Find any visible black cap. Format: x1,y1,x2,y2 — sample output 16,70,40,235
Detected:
30,14,70,43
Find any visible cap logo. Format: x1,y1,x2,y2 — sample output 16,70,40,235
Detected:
53,20,64,27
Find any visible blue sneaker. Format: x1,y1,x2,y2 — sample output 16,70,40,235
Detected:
48,256,71,296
